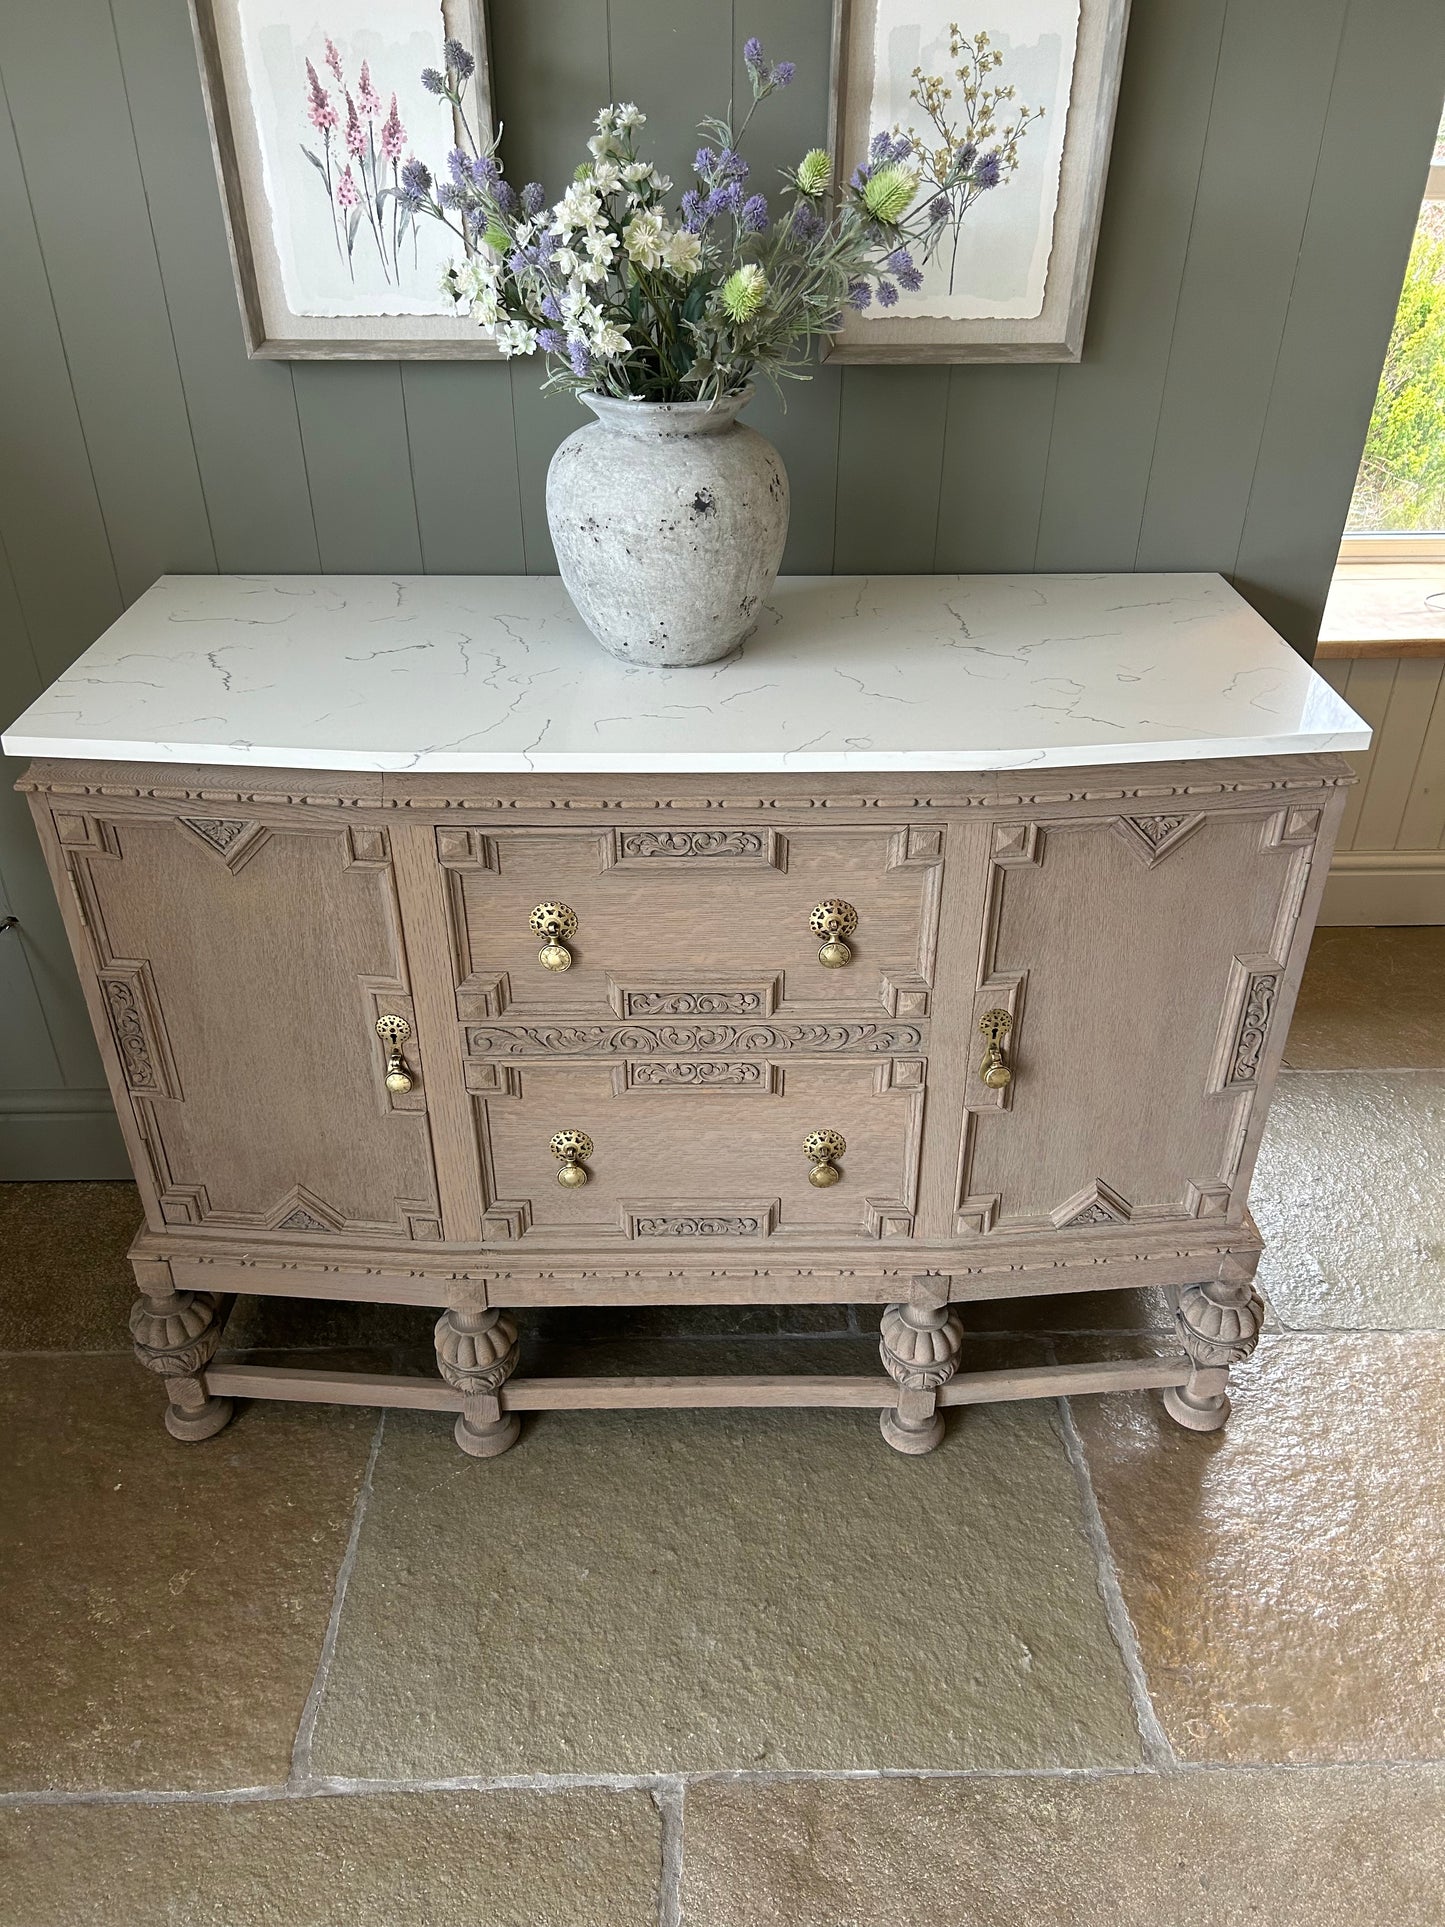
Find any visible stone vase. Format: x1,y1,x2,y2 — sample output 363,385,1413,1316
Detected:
545,389,789,667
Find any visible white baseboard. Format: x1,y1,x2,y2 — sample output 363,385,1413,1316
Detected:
0,1090,129,1180
1320,851,1445,926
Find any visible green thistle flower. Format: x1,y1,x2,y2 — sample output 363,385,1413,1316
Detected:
720,263,766,323
860,162,917,225
796,148,831,197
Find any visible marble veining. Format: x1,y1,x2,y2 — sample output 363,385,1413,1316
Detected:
1,573,1370,773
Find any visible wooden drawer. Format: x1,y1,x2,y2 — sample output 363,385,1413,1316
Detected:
434,823,944,1021
467,1054,926,1244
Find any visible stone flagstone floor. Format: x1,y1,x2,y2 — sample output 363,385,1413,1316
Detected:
1,925,1443,1923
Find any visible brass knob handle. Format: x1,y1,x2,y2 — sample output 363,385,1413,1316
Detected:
979,1009,1013,1089
551,1128,593,1187
804,1128,846,1187
530,902,578,972
809,899,858,968
376,1013,415,1094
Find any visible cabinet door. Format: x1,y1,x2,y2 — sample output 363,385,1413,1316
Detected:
955,807,1317,1237
53,810,441,1240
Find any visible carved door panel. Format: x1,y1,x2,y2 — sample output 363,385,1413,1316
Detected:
468,1054,925,1244
955,807,1319,1237
54,811,441,1240
434,823,943,1021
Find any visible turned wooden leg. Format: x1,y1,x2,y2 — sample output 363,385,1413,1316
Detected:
1163,1274,1265,1432
129,1283,233,1442
879,1292,964,1455
435,1306,521,1458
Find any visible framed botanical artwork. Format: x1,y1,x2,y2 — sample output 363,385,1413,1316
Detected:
189,0,497,357
827,0,1131,362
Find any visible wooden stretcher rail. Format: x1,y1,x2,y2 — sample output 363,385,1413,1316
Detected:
202,1353,1192,1414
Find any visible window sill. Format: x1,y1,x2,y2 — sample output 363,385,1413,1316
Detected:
1318,562,1445,660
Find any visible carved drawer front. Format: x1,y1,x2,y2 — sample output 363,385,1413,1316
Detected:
468,1055,925,1244
435,823,943,1020
956,807,1318,1237
57,812,441,1241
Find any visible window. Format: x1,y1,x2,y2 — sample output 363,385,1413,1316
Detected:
1339,104,1445,563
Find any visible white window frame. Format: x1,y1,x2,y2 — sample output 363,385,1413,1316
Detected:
1339,161,1445,564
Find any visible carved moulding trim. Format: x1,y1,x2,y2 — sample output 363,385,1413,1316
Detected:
1209,953,1286,1093
1051,1180,1133,1230
1111,812,1206,867
466,1020,927,1058
604,827,786,869
611,978,781,1018
99,963,179,1100
613,1060,780,1095
176,816,271,872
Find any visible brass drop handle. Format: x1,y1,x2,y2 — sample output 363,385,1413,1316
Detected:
804,1128,846,1187
530,902,578,972
810,898,858,969
376,1014,415,1094
551,1129,593,1187
979,1009,1013,1089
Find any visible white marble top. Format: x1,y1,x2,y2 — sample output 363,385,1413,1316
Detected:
2,573,1368,774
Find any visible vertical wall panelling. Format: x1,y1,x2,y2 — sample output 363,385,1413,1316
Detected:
1233,0,1445,651
934,367,1060,572
0,73,124,683
1353,660,1444,851
109,0,321,572
402,366,527,574
834,368,950,571
1032,0,1231,569
1397,680,1445,851
490,0,613,568
734,0,844,572
0,0,217,599
1335,659,1398,847
292,365,425,573
1133,0,1350,572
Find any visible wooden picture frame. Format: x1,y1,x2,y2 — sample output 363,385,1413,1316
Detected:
189,0,499,359
826,0,1131,363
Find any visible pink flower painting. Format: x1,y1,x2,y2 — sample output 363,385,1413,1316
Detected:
300,38,430,287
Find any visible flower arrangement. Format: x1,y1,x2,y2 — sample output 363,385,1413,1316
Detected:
392,32,1030,402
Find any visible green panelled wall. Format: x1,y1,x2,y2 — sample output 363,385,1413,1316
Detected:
1,0,1443,1176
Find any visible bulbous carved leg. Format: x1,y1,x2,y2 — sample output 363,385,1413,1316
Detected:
129,1288,233,1442
879,1298,965,1455
1163,1276,1265,1433
435,1306,521,1458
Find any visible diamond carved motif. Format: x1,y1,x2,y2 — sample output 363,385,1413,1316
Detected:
1112,813,1206,866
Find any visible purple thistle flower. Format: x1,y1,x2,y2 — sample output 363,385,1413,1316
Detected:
506,249,531,274
718,148,747,181
568,338,592,377
472,153,501,189
448,146,471,187
884,247,914,275
791,199,823,241
438,181,466,210
897,264,923,291
741,193,769,232
928,193,949,223
694,146,718,179
954,140,977,172
772,61,794,86
401,155,432,197
850,164,871,191
976,151,1002,189
876,279,899,307
888,133,911,162
522,180,547,215
540,292,563,321
493,178,517,214
846,279,872,309
869,131,890,163
444,38,476,79
534,231,558,263
420,68,447,95
537,326,564,354
743,36,765,72
708,180,744,216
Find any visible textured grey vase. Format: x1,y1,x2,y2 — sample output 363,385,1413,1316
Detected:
546,390,789,667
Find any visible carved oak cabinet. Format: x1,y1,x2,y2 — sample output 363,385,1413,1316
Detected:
4,575,1369,1458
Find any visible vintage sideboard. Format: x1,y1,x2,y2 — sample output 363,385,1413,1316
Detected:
3,574,1369,1459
